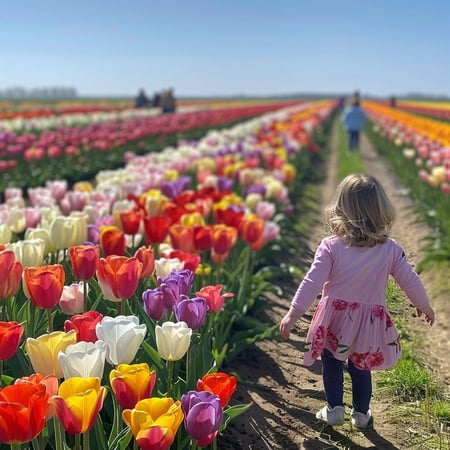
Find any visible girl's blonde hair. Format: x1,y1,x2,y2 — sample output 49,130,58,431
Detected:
324,174,395,247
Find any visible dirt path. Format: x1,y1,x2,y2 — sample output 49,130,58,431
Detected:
217,117,449,450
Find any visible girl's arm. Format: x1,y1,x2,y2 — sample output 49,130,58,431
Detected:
279,305,305,339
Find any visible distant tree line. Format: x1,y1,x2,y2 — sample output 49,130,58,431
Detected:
0,86,78,100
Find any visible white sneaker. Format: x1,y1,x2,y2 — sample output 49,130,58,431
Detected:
351,408,373,429
315,405,345,426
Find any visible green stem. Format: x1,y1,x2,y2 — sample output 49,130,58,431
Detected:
10,443,22,450
83,280,88,312
117,300,124,316
0,360,3,388
167,360,174,398
74,434,81,450
47,308,54,332
54,417,66,450
83,431,89,450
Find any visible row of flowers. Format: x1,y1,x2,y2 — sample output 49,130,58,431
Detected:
0,100,337,449
363,101,450,193
383,100,450,121
0,101,129,121
0,103,300,193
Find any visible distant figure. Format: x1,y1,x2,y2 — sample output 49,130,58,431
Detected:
135,89,150,108
341,96,367,152
161,88,176,114
390,96,397,108
151,91,161,108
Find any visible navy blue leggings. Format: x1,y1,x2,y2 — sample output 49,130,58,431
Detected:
321,349,372,413
347,130,360,150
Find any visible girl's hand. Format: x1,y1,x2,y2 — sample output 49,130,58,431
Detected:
416,305,435,326
279,306,305,340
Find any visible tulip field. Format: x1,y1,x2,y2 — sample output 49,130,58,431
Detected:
362,100,450,267
0,98,336,450
1,96,449,449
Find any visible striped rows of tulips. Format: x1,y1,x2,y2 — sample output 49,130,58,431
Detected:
0,102,297,192
363,101,450,266
0,100,336,449
381,100,450,121
0,101,130,121
363,101,450,193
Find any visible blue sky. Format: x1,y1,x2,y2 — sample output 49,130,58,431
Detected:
2,1,449,98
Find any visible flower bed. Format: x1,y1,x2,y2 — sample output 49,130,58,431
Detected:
0,100,336,449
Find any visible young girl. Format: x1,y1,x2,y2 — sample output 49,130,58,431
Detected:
279,174,435,428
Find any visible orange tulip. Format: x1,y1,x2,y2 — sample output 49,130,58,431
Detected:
134,246,155,279
143,216,171,245
23,264,65,309
197,372,237,407
211,224,237,255
0,321,23,360
99,225,126,256
0,383,49,444
96,255,143,302
239,214,265,250
69,244,100,281
0,250,22,299
168,224,196,253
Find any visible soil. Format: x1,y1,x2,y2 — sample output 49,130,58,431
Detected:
216,118,450,450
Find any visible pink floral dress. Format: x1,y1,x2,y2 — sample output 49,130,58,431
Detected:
291,236,431,371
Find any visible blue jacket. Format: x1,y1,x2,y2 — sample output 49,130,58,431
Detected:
342,105,366,131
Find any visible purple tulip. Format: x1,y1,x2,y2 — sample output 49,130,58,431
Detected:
245,184,267,197
216,176,233,192
161,176,191,199
173,296,208,330
181,391,223,442
158,269,195,307
142,287,169,320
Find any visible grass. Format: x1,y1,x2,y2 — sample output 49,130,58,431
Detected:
337,123,365,180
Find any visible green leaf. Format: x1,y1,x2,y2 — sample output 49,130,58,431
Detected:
220,402,253,431
141,341,164,370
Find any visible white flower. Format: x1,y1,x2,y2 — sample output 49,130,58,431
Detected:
96,315,146,365
58,340,106,379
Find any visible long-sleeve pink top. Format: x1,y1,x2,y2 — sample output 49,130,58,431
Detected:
291,235,430,312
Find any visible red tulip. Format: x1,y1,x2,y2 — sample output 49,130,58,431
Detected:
0,321,24,360
64,310,104,342
96,256,142,302
193,225,213,252
0,383,49,444
69,244,100,280
23,264,65,309
197,372,237,407
120,210,142,235
99,225,126,256
143,216,171,245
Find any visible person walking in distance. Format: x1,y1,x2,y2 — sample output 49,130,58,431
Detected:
342,96,367,152
279,174,435,428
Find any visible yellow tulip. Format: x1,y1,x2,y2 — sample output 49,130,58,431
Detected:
25,330,77,378
52,377,106,435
